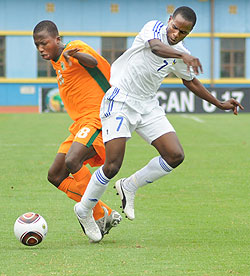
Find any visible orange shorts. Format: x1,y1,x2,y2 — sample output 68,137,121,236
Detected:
58,121,105,167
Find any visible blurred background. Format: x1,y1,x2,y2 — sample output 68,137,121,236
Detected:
0,0,249,113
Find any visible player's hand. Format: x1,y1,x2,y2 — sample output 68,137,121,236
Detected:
63,48,80,66
182,53,203,75
220,98,244,115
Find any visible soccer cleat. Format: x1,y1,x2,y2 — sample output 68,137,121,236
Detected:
95,207,122,235
115,178,135,220
74,202,103,243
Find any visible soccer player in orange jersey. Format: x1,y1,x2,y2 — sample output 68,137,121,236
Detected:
33,20,121,241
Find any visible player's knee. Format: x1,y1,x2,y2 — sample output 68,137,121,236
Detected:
172,151,185,167
164,150,185,168
103,162,121,179
176,151,185,166
47,171,61,187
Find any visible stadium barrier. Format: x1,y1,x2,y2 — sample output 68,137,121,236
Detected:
39,87,250,113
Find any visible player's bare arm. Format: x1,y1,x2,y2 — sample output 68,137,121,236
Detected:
149,39,203,75
63,48,98,67
183,78,244,115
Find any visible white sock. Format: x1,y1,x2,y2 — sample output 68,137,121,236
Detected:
123,156,173,192
77,166,110,217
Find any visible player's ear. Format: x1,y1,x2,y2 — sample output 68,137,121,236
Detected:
56,36,61,44
168,15,173,24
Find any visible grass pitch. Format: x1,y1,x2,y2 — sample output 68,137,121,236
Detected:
0,113,249,275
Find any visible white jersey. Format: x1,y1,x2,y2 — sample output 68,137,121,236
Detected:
105,20,195,114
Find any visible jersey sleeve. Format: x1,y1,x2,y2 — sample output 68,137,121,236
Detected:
140,20,164,46
170,42,195,80
171,59,195,81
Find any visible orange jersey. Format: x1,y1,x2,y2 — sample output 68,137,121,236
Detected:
51,40,110,127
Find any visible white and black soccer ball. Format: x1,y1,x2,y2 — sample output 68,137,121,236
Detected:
14,212,48,246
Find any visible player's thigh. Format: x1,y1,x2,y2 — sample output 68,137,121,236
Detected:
67,141,96,164
49,152,67,174
67,125,102,164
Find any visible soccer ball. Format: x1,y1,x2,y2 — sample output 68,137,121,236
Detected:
14,212,48,246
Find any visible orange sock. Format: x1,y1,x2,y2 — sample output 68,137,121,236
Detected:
58,166,112,220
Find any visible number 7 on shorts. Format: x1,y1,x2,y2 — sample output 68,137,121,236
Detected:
116,116,124,131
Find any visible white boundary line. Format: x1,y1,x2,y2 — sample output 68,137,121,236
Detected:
180,114,205,123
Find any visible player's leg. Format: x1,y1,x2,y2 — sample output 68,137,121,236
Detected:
65,141,97,174
74,137,126,241
103,137,127,178
75,107,132,241
121,132,184,194
75,137,126,217
127,131,184,188
76,109,130,216
116,106,183,219
47,150,105,210
47,135,93,204
47,145,95,207
66,140,122,228
116,133,183,220
49,131,121,236
152,132,184,168
70,125,124,241
85,137,125,236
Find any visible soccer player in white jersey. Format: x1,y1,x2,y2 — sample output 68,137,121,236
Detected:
74,6,244,242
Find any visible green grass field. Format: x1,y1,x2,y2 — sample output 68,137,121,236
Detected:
0,113,249,276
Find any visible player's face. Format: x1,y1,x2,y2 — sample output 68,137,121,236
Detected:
33,30,61,60
167,14,193,45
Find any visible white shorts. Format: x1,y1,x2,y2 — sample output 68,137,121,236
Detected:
100,99,175,144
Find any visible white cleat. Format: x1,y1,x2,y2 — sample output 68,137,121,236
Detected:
96,207,122,235
74,202,102,243
115,178,135,220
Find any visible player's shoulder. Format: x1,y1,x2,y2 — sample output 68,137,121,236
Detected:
142,20,164,30
65,40,88,49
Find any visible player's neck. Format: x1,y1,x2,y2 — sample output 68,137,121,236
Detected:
53,43,65,61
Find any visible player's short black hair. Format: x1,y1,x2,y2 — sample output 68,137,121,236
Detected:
33,20,59,37
173,6,197,27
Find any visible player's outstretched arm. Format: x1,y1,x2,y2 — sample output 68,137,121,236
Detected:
149,39,203,75
183,78,244,115
63,48,98,67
